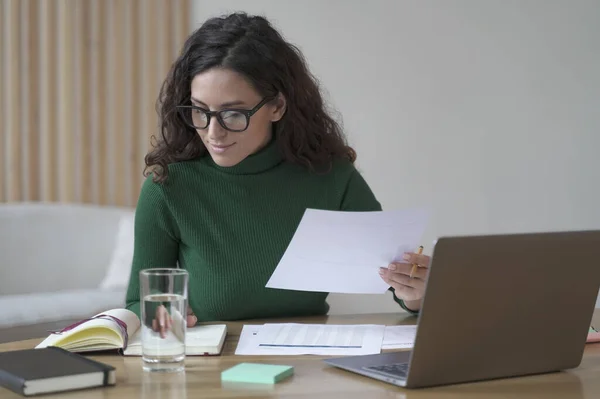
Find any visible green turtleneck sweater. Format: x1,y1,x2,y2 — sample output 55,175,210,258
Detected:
125,139,409,321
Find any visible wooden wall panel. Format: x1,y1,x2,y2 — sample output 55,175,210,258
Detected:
0,0,191,206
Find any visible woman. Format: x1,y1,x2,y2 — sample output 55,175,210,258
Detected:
125,12,430,333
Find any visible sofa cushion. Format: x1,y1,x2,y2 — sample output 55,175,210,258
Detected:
0,202,134,295
99,213,135,290
0,288,127,328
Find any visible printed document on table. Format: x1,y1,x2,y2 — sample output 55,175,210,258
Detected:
235,325,264,355
382,325,417,349
265,208,429,294
235,323,386,356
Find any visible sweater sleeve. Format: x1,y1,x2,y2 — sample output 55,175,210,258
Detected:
340,166,418,315
125,175,180,319
340,167,382,212
389,288,420,315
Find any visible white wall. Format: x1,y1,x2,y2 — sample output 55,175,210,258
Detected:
191,0,600,313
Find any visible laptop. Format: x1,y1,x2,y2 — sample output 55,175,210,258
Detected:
324,230,600,389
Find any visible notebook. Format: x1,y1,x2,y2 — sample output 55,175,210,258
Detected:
0,346,115,396
588,326,600,343
35,308,227,356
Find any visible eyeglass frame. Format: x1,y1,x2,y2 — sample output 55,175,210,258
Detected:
175,96,275,133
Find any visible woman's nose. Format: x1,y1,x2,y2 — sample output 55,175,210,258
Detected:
206,117,227,139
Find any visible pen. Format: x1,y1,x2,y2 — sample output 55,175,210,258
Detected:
410,246,424,279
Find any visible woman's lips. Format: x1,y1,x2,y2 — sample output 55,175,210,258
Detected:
208,142,235,154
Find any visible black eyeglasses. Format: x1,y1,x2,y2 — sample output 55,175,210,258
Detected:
176,96,274,132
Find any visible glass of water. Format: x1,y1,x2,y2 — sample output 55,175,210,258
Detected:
140,268,188,372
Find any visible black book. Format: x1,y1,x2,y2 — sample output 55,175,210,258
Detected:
0,346,115,396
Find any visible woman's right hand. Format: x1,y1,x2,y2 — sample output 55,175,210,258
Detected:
152,305,198,338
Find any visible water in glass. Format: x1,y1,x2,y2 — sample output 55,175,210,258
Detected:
141,293,186,372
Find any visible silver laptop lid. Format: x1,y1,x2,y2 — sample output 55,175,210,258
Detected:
405,230,600,388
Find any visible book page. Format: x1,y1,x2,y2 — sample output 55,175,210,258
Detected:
36,308,140,350
125,324,227,355
186,324,227,348
102,308,141,341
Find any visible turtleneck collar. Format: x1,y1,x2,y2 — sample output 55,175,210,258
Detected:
204,137,284,175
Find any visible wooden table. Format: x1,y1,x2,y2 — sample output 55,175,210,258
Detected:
2,311,600,398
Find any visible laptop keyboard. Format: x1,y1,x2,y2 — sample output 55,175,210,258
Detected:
364,362,409,379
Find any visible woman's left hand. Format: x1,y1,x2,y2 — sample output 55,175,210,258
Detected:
186,306,198,328
379,251,431,302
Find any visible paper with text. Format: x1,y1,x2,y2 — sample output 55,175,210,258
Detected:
235,325,264,355
382,325,417,349
265,208,429,294
235,323,385,356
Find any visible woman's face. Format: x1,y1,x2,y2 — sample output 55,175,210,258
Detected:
189,68,285,167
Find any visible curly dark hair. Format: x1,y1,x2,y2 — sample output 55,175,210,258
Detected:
145,12,356,182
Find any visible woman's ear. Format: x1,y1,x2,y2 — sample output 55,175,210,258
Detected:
270,93,287,122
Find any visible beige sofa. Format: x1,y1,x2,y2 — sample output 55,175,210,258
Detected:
0,202,135,328
2,203,597,329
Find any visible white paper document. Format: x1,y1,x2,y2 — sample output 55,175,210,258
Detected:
265,208,429,294
235,323,386,356
382,325,417,349
235,325,264,355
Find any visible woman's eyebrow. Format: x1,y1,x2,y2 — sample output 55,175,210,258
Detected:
190,97,246,108
220,100,247,107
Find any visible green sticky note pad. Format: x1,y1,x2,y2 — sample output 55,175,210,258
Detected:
221,363,294,384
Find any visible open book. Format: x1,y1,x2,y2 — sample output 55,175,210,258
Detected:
35,309,227,356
